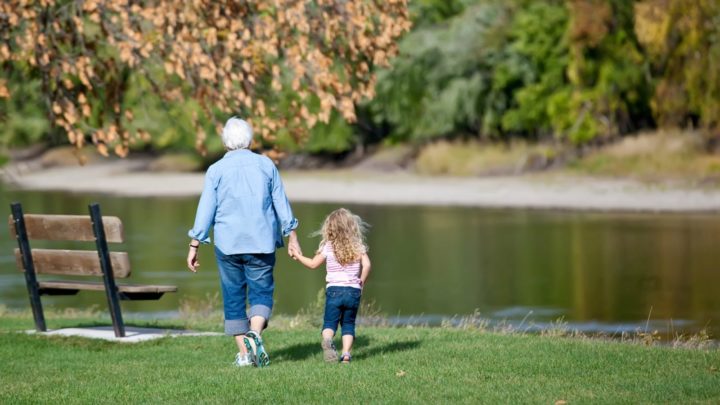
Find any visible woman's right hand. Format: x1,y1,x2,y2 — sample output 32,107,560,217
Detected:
187,246,200,272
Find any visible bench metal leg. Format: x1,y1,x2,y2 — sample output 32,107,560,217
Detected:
11,203,47,332
89,203,126,338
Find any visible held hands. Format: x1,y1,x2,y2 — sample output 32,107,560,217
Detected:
288,243,302,260
287,230,302,260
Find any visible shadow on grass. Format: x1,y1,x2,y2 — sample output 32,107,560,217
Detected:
273,336,422,362
356,339,422,360
273,342,318,362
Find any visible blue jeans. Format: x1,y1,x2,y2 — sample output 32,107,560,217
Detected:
215,247,275,335
323,286,362,337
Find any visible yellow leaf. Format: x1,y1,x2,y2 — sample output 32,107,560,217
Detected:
114,144,128,158
97,143,109,157
175,63,186,80
63,109,77,125
0,81,10,98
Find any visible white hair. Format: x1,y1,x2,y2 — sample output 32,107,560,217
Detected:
221,117,253,150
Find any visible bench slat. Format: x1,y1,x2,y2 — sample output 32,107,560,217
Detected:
8,214,124,243
39,280,178,293
14,248,131,278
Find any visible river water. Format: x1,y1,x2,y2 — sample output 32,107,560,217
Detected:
1,186,718,337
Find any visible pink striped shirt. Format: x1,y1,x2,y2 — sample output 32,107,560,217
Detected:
321,243,362,289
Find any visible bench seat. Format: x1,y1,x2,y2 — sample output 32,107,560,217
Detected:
39,280,178,300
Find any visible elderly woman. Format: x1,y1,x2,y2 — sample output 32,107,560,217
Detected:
186,117,301,368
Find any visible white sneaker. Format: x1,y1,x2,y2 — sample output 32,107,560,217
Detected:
234,352,253,367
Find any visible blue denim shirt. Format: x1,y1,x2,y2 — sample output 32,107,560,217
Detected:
188,149,298,255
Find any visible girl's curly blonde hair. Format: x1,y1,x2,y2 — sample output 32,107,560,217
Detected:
315,208,368,266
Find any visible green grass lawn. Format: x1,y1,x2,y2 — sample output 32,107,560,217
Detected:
1,314,719,404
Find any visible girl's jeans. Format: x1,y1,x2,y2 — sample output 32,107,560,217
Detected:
323,286,362,337
215,247,275,335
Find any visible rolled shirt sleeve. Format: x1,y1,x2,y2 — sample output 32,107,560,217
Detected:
188,167,218,244
270,164,298,237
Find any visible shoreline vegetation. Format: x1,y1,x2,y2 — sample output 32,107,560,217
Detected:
2,291,717,349
1,305,719,403
2,131,720,213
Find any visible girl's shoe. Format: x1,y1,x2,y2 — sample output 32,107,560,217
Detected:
340,352,352,364
245,331,270,367
321,339,338,363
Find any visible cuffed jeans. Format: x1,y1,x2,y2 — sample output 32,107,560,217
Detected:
215,247,275,335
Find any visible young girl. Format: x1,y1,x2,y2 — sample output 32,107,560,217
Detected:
290,208,371,363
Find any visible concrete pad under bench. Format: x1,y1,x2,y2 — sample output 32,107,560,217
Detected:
25,326,222,343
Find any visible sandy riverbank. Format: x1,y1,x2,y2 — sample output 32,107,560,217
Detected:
2,157,720,212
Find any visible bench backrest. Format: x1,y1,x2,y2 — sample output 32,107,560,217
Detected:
8,213,131,278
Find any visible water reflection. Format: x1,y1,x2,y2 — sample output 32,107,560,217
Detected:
1,186,718,336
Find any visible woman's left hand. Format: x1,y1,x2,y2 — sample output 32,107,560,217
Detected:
288,245,300,260
287,230,302,258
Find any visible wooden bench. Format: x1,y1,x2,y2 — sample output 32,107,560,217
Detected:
9,202,177,337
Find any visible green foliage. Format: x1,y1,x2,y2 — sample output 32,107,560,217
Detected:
272,101,357,155
370,0,651,145
123,75,194,149
303,111,356,154
370,1,513,142
265,77,359,154
121,73,225,158
560,0,651,143
498,1,570,137
409,0,469,28
0,75,49,148
635,0,720,131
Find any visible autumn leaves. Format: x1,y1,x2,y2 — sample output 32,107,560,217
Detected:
0,1,411,159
